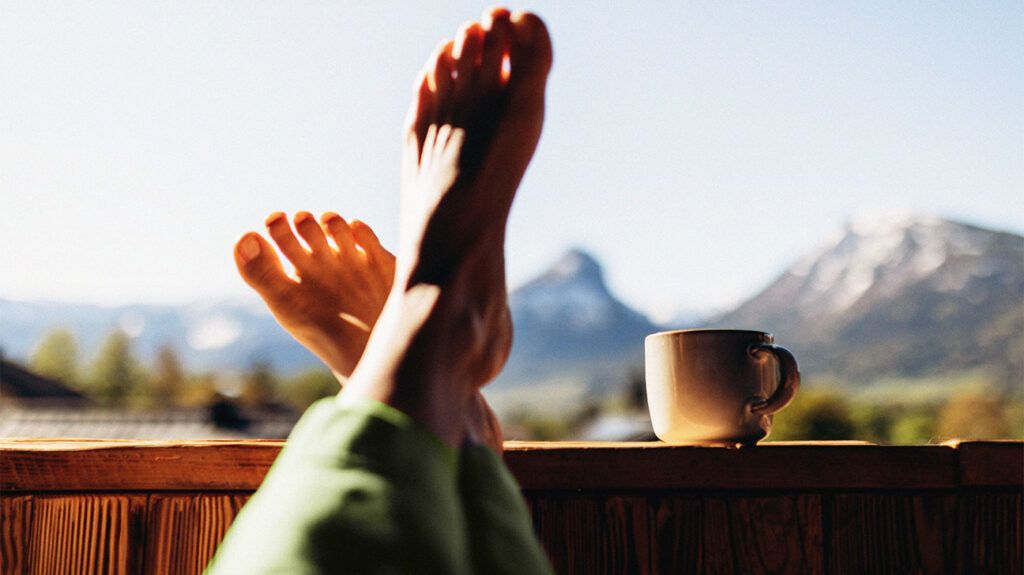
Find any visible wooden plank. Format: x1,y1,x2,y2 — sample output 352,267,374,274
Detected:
601,496,654,574
954,441,1024,487
143,493,249,575
531,495,602,574
727,495,823,574
528,492,823,574
1,442,281,492
652,496,736,574
8,440,1024,492
1,495,33,575
827,493,955,575
505,444,958,490
955,491,1022,574
24,494,146,575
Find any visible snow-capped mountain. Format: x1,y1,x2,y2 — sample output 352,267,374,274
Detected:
3,216,1020,392
494,249,658,392
708,216,1024,383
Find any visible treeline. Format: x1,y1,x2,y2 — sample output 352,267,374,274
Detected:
504,369,1024,443
768,385,1024,443
26,328,339,412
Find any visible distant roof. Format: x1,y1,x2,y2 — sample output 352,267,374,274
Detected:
0,406,298,440
0,359,89,402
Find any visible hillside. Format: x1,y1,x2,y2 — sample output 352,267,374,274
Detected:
707,216,1024,385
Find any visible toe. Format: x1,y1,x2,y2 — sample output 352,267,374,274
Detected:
321,212,357,256
404,70,435,154
429,41,455,124
452,22,484,109
508,12,553,93
265,212,312,266
480,9,512,92
294,211,331,255
233,232,293,297
351,219,395,267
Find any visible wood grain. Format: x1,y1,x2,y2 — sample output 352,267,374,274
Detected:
143,494,249,575
529,493,823,574
1,495,32,575
1,441,281,492
1,440,1021,574
24,494,146,575
828,493,956,575
505,443,958,490
2,440,990,492
955,441,1024,486
955,491,1023,575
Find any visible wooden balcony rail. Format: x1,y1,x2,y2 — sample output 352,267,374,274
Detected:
1,440,1021,574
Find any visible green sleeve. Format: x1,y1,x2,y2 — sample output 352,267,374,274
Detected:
206,397,471,575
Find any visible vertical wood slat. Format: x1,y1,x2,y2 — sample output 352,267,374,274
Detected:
143,494,249,575
1,496,33,575
529,493,822,575
727,495,824,574
22,494,146,575
828,493,956,575
956,492,1023,575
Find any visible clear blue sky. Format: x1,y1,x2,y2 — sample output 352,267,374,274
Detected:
2,1,1021,321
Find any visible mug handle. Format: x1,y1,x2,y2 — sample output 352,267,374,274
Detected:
748,343,801,415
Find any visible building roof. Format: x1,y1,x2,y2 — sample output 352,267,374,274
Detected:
0,359,89,403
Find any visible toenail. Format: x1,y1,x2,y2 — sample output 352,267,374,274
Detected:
239,236,261,262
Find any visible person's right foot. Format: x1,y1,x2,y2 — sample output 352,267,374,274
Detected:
343,8,552,448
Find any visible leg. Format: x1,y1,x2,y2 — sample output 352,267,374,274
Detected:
209,8,552,574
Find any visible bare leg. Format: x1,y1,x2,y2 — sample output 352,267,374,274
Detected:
341,8,552,448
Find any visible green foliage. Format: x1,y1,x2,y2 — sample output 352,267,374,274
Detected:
85,330,147,405
935,391,1010,440
769,389,856,441
146,345,185,407
1006,400,1024,439
888,411,937,444
30,328,80,385
282,369,340,411
240,362,279,408
503,410,573,440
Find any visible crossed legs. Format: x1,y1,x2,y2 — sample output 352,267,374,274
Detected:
211,8,553,574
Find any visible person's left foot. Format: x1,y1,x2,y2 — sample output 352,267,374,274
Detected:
234,211,396,379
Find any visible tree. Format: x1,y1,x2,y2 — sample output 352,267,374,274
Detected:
936,392,1009,440
240,362,279,408
30,328,80,385
769,389,856,441
86,330,146,405
282,368,340,411
147,345,186,407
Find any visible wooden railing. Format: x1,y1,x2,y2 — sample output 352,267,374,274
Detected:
2,439,1021,574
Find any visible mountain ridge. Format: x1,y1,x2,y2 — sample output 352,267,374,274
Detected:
2,216,1020,394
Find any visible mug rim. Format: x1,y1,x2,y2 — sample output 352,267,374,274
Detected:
645,328,773,341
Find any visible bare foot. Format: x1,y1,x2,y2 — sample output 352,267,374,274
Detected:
233,211,396,380
342,8,552,448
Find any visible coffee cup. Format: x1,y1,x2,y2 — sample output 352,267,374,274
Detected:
644,329,800,444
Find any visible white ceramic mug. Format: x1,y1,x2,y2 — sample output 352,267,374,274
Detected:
645,329,800,444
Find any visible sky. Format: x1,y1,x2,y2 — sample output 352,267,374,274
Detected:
2,1,1022,322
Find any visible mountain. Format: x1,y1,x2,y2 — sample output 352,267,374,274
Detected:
706,216,1024,384
493,249,658,393
0,298,319,374
3,216,1020,395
